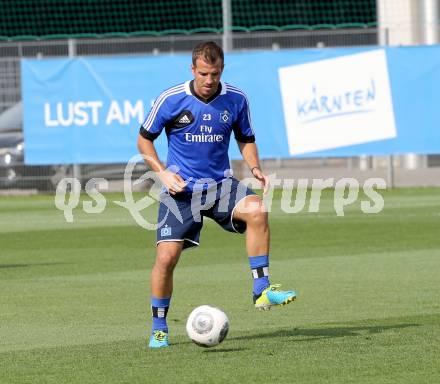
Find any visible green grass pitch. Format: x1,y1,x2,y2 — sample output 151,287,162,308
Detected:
1,188,439,383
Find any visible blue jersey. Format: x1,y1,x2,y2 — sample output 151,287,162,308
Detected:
139,80,255,189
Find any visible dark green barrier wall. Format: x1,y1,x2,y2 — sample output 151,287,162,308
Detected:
0,0,376,40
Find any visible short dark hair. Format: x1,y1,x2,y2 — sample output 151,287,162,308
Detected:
192,41,224,66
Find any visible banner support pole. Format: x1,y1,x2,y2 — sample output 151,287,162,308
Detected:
68,38,82,185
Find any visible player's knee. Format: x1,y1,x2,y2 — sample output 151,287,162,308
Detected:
156,250,180,273
245,205,268,228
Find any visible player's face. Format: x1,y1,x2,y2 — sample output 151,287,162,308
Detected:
191,58,224,100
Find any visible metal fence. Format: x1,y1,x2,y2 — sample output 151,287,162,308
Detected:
0,28,379,110
0,29,438,193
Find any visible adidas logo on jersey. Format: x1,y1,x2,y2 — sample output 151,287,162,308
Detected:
174,109,194,128
178,115,191,124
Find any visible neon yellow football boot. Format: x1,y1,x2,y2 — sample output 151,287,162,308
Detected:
148,330,169,348
254,284,297,310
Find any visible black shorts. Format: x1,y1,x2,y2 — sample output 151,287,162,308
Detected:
156,177,256,250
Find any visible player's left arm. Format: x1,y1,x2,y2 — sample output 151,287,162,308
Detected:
234,92,269,193
238,141,269,194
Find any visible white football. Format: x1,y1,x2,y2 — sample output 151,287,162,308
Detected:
186,305,229,348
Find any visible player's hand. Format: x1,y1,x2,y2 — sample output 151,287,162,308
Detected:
159,169,186,195
251,167,269,194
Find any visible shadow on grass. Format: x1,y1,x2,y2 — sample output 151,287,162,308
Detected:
172,323,419,348
203,347,248,353
0,262,72,269
229,323,419,343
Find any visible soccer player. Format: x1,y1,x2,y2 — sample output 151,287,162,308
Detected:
137,41,296,348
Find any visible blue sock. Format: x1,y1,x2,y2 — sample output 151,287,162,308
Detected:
248,255,270,296
151,296,171,334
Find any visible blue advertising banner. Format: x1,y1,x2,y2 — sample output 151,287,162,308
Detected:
21,45,440,164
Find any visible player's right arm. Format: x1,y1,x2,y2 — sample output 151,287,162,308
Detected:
137,135,186,195
138,89,186,195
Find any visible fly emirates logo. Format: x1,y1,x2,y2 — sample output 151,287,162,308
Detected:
184,124,224,143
